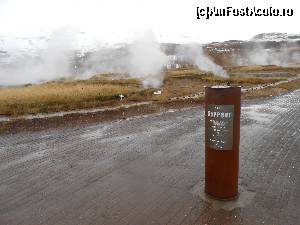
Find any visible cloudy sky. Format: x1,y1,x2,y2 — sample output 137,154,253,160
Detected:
0,0,299,43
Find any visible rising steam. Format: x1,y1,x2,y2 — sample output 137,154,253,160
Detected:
176,44,227,77
0,29,168,87
235,42,300,66
127,30,168,87
0,29,228,87
0,29,74,86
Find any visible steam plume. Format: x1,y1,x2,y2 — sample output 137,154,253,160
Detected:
127,30,168,87
176,44,227,77
0,29,74,86
79,30,168,88
0,29,228,87
236,42,300,66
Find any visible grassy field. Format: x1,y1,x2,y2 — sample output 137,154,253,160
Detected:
225,65,300,74
244,78,300,98
0,79,141,115
1,65,300,116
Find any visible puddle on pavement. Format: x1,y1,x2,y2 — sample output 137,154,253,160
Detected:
242,104,283,123
80,125,110,140
244,110,273,123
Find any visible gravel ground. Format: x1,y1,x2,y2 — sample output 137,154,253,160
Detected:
0,89,299,225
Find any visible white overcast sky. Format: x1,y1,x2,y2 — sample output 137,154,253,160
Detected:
0,0,299,43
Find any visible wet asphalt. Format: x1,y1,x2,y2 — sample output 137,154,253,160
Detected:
0,89,299,225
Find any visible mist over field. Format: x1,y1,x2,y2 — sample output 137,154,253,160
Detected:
237,44,300,66
0,29,76,86
0,30,169,87
0,31,219,87
175,44,227,77
0,29,300,87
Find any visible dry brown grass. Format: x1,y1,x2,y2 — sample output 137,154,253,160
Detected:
225,65,300,73
244,79,300,98
164,68,211,78
153,69,289,102
0,67,299,116
0,79,142,115
165,69,287,85
227,76,286,84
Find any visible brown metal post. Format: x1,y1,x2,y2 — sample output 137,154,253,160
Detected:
204,86,241,200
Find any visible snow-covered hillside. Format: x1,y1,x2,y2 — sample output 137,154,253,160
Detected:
251,33,300,42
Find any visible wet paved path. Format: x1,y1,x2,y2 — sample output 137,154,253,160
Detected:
0,89,299,225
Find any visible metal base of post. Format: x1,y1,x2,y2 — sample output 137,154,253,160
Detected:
205,191,239,201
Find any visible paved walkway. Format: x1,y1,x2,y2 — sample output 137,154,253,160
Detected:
0,89,299,225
